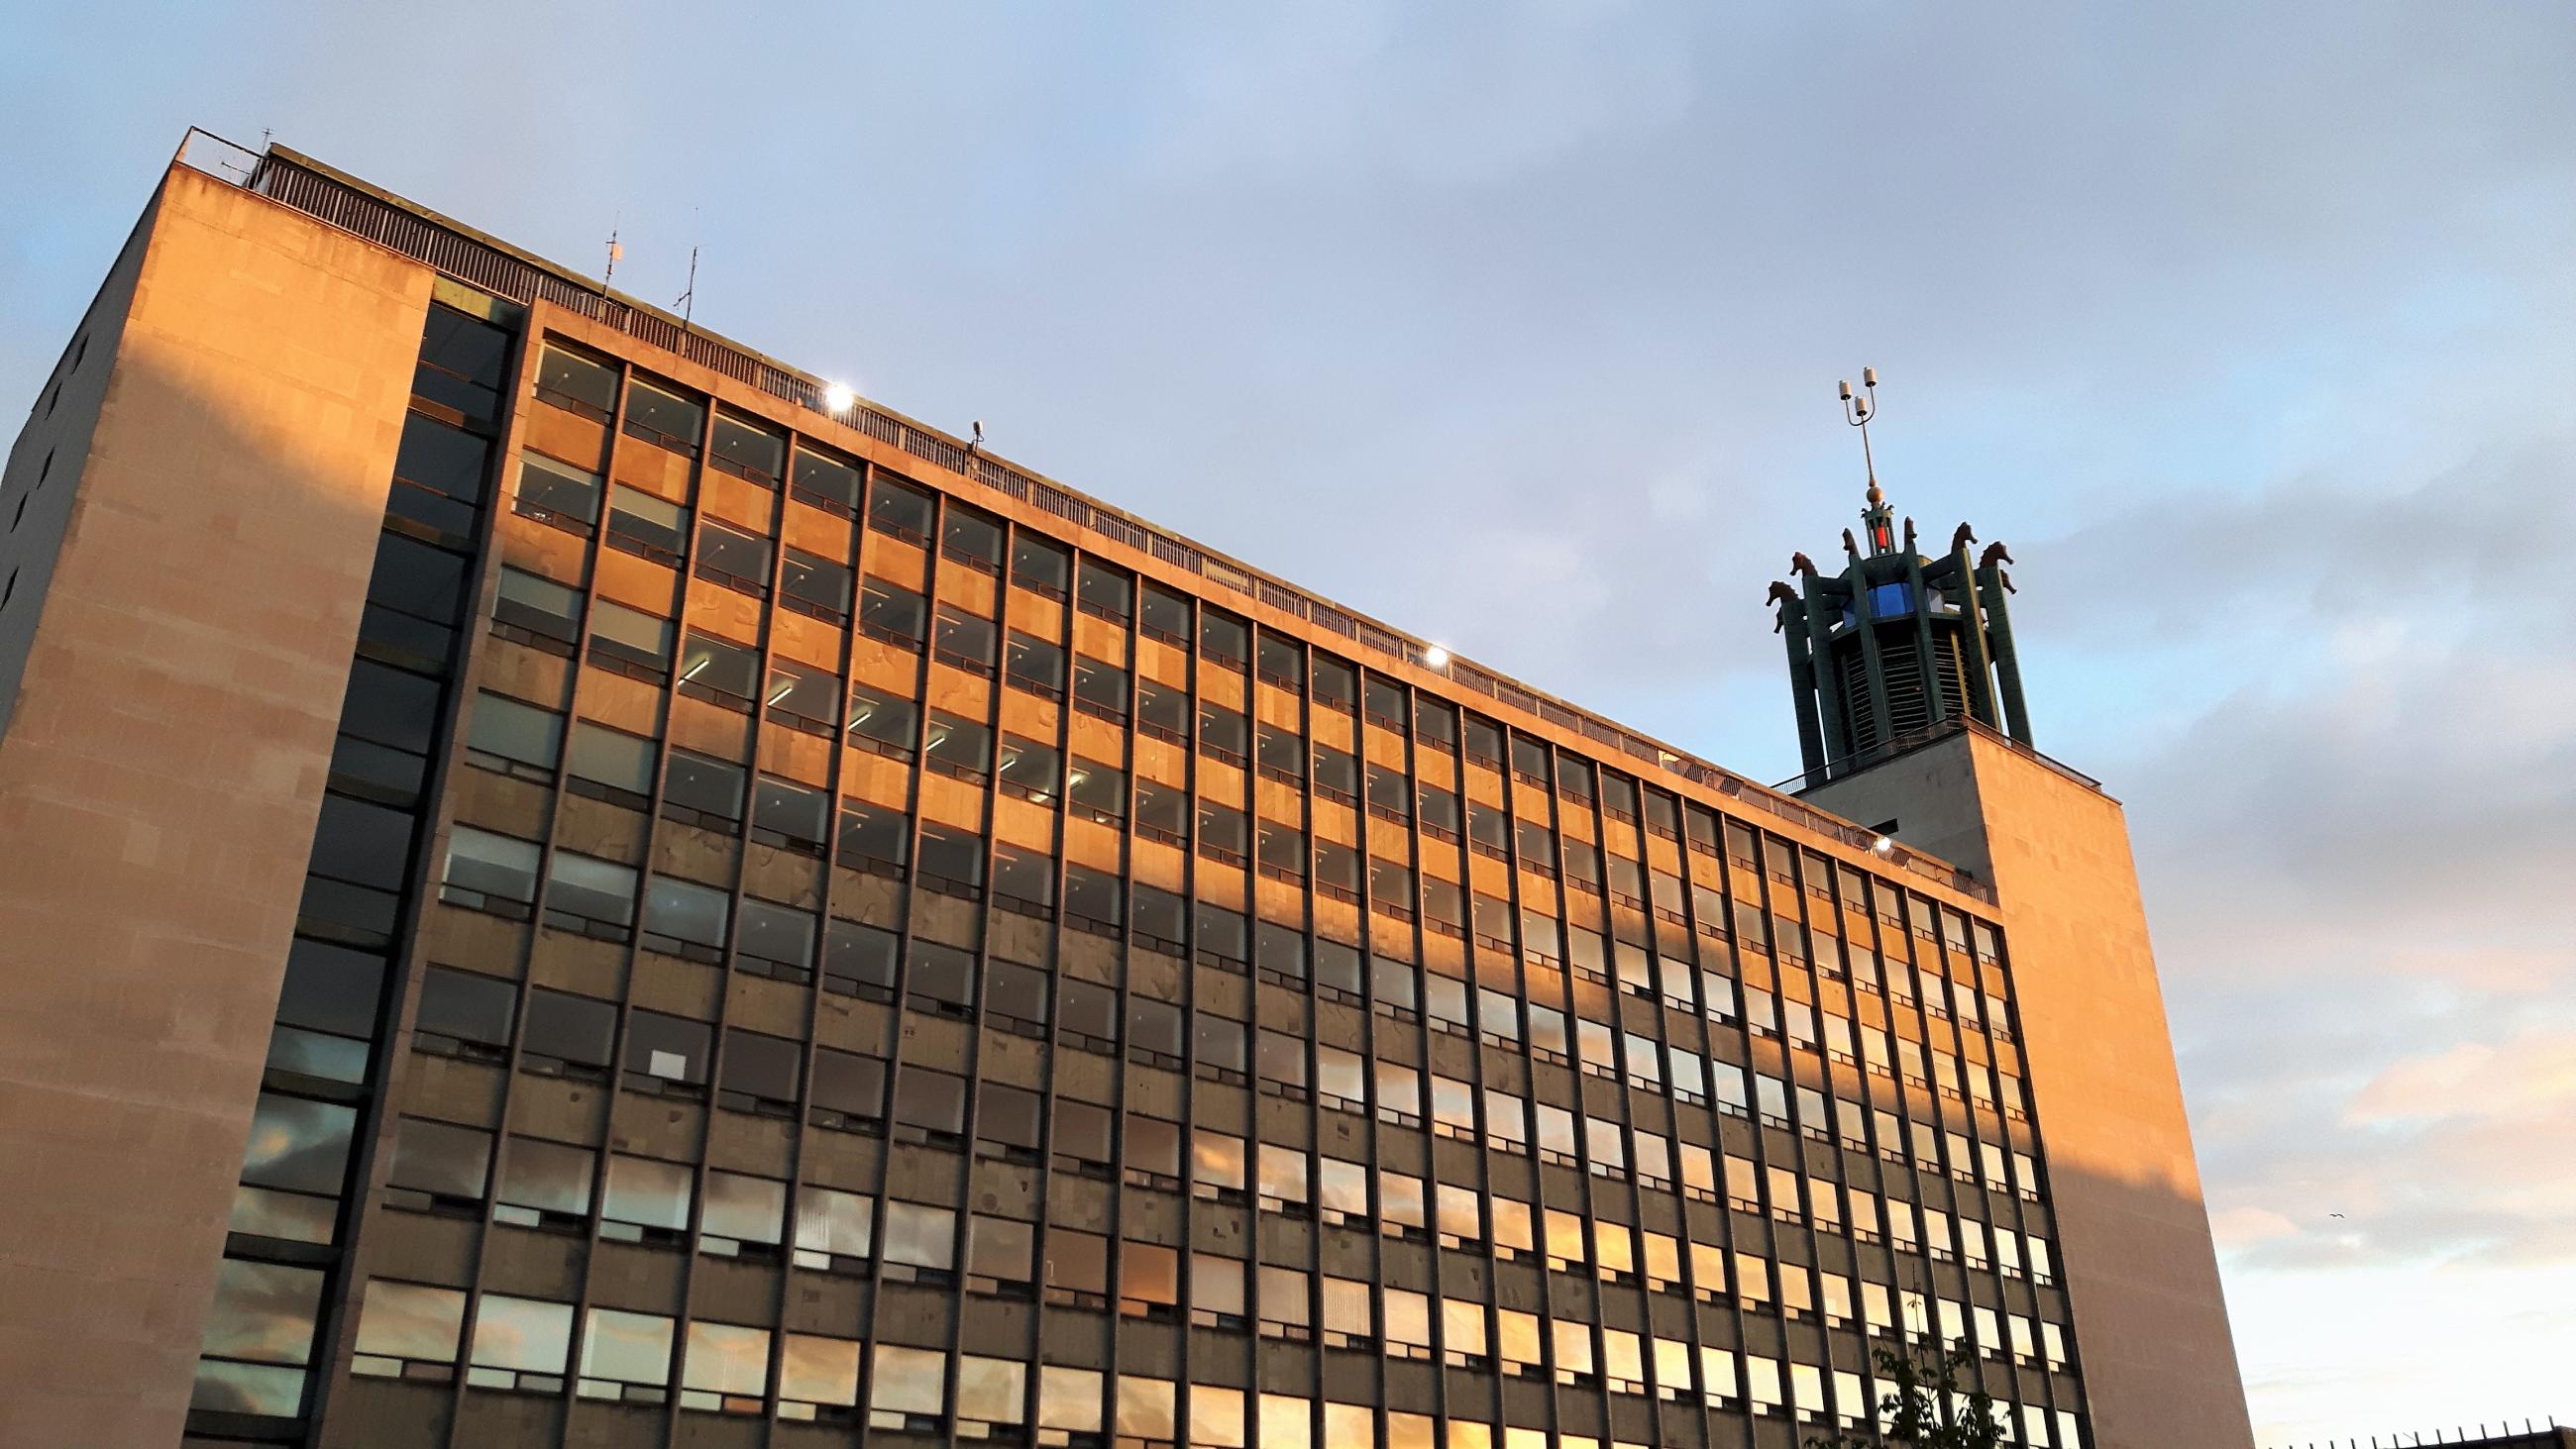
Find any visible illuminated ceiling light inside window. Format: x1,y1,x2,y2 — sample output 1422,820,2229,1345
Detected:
1422,645,1450,669
820,382,855,413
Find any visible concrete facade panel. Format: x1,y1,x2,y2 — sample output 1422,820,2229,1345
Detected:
0,166,430,1445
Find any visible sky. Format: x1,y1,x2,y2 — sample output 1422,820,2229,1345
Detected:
5,3,2574,1440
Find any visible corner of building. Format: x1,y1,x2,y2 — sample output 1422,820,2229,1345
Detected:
1805,728,2255,1449
0,157,434,1445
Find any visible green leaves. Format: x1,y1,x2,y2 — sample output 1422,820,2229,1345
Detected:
1804,1346,2008,1449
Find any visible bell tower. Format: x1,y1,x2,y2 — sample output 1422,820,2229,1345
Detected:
1769,367,2032,788
1770,371,2258,1449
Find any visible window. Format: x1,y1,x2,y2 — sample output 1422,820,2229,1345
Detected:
605,484,689,562
710,411,785,484
625,1010,713,1092
663,750,746,825
1415,696,1456,747
973,1084,1043,1166
735,898,816,978
774,551,854,627
493,567,581,646
465,692,562,779
495,1135,594,1228
821,919,897,1003
957,1212,1036,1301
268,940,381,1086
764,659,836,731
554,725,649,818
681,1320,771,1410
441,826,539,912
793,1184,876,1273
1199,607,1247,664
837,804,910,876
912,828,978,895
521,988,615,1079
1012,533,1070,596
622,376,704,454
352,1278,464,1378
907,939,978,1016
467,1293,573,1390
847,683,917,756
1071,655,1128,722
589,598,674,675
999,735,1061,804
752,776,830,853
1077,560,1131,620
404,972,509,1069
1056,870,1118,936
386,1116,489,1208
1139,582,1191,644
1311,655,1355,709
696,519,772,592
679,631,761,707
883,1198,958,1279
810,1047,887,1130
1254,635,1304,688
855,462,932,534
1006,630,1065,696
579,1306,674,1400
791,442,863,515
1138,677,1189,741
1363,675,1407,729
534,342,617,419
924,711,993,781
384,414,487,538
893,1059,970,1146
514,452,600,531
942,504,1004,571
1068,757,1124,821
545,851,637,933
642,876,730,957
859,575,927,648
1200,704,1249,764
702,1169,788,1256
601,1154,695,1241
933,603,999,673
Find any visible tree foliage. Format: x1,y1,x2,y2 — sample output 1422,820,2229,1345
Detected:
1805,1346,2009,1449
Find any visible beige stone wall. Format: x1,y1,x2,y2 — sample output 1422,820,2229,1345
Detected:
0,165,430,1446
1808,731,2254,1449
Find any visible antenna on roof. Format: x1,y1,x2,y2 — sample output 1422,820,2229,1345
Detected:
603,216,623,284
1836,366,1883,502
676,245,698,329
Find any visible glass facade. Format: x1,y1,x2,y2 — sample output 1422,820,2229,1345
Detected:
185,313,2087,1449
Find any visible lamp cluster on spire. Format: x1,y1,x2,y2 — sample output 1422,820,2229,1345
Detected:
1769,369,2034,787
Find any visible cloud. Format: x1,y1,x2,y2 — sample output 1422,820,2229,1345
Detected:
2346,1033,2576,1129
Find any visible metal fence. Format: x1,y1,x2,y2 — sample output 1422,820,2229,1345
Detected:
2267,1417,2567,1449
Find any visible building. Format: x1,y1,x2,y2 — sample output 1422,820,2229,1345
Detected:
0,132,2242,1449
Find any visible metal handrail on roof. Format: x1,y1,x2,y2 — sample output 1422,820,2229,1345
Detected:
168,125,1995,905
1774,716,2103,796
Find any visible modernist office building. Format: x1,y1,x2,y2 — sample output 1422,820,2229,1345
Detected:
0,135,2249,1449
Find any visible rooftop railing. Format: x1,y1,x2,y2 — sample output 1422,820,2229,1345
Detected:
1776,716,2103,796
172,126,1995,904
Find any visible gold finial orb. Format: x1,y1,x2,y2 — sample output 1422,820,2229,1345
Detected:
1866,483,1883,505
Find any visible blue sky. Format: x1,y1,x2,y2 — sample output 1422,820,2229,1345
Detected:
6,3,2573,1439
